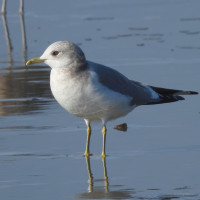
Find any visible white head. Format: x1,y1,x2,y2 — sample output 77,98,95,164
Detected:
26,41,86,69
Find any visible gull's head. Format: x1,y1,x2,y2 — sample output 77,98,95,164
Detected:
26,41,86,69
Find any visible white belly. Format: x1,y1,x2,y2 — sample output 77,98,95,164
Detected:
50,68,135,122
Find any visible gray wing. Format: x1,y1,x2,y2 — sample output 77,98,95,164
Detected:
88,61,159,106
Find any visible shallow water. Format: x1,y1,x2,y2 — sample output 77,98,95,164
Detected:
0,0,200,199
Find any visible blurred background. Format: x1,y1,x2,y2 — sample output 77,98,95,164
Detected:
0,0,200,199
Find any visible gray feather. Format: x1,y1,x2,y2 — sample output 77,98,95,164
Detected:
88,61,157,106
88,61,198,106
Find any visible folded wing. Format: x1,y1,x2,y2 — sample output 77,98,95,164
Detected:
90,61,198,106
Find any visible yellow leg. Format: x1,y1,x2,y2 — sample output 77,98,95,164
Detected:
83,124,92,157
101,125,107,157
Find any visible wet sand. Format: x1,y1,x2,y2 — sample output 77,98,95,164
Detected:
0,0,200,199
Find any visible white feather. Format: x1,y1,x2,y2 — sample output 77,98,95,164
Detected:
50,68,135,124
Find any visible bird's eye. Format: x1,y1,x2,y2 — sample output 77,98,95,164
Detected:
52,51,59,56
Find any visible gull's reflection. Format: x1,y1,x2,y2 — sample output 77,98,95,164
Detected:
19,8,27,63
1,0,24,14
75,156,134,199
1,0,26,65
1,13,13,67
0,66,52,116
85,156,94,192
85,157,109,193
0,2,52,116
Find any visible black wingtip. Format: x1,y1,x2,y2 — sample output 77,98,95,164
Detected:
188,91,198,95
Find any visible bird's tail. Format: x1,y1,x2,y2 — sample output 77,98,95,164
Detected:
150,86,198,96
147,86,198,105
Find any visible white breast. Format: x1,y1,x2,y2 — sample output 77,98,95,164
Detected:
50,68,87,115
50,68,135,123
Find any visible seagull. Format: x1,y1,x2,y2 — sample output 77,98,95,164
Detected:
26,41,198,157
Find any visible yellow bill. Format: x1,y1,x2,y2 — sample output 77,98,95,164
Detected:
26,57,45,66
